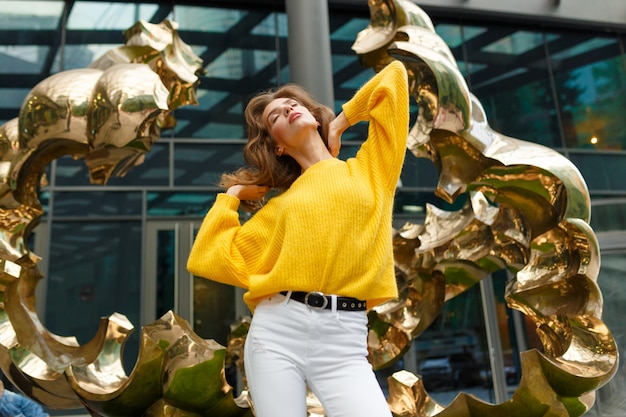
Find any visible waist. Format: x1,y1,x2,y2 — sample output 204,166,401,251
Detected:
280,291,366,311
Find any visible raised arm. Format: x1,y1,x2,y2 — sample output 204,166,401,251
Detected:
342,61,410,191
187,192,268,289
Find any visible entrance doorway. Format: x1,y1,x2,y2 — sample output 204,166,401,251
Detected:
144,220,248,346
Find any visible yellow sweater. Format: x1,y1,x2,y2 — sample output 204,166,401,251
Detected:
187,61,409,311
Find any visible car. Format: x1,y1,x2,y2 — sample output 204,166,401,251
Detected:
419,357,455,391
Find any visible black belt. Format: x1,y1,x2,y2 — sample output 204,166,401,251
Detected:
281,291,366,311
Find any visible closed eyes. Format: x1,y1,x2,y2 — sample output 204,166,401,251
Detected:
267,99,299,125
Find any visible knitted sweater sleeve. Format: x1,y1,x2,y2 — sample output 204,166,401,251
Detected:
342,60,409,191
187,193,268,289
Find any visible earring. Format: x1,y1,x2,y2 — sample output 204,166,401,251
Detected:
276,147,283,156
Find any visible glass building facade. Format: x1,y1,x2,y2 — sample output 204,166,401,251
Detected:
0,0,625,415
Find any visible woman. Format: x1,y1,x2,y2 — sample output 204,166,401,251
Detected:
187,60,409,417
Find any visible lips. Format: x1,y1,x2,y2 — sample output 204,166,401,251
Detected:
289,112,301,123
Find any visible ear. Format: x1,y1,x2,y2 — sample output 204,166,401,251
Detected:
276,146,284,156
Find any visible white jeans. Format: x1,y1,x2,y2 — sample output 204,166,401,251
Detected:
243,293,392,417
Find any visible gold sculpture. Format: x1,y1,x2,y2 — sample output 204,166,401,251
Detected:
0,2,618,417
0,19,255,417
353,1,618,416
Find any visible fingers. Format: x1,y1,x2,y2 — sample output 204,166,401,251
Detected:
250,185,270,199
226,184,270,200
328,136,341,157
328,112,349,157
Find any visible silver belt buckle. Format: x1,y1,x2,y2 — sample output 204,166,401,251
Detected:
304,291,328,309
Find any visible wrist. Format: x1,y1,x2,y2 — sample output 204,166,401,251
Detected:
226,185,242,199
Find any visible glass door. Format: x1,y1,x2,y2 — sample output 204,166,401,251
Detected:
144,221,248,346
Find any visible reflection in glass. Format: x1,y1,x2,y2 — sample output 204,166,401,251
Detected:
193,277,235,346
437,24,486,48
331,18,369,41
156,230,176,319
171,8,288,138
0,45,50,74
465,25,561,147
490,270,522,393
147,192,217,217
207,49,278,80
393,190,467,219
589,252,626,415
569,153,626,191
174,143,246,186
548,34,625,150
51,44,118,72
45,221,142,373
56,142,170,187
376,285,495,405
67,2,159,30
482,31,548,55
0,88,29,109
590,199,626,233
53,191,142,216
174,6,245,33
0,1,63,29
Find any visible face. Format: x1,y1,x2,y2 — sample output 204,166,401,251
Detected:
262,97,319,152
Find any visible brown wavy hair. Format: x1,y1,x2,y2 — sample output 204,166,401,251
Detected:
220,84,336,211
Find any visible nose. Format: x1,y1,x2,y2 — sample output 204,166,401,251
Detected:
283,103,293,116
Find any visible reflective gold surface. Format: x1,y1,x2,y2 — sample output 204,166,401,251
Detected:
0,2,618,417
0,19,251,417
353,0,617,416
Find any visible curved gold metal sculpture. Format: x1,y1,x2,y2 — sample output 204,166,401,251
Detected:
0,19,255,417
353,1,618,416
0,3,618,417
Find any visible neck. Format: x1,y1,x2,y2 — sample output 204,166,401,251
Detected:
289,132,333,172
298,147,333,172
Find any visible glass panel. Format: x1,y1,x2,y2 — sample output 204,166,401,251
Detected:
191,224,236,346
569,152,626,192
67,2,160,30
491,270,521,392
251,12,288,37
393,190,467,217
0,45,51,74
331,17,369,41
377,285,494,404
589,252,626,415
174,142,246,186
439,24,487,49
548,34,626,150
0,88,29,108
0,1,64,29
206,48,277,80
55,142,170,186
51,44,120,72
39,190,50,219
465,26,560,147
482,31,547,55
53,191,142,216
590,199,626,232
45,221,141,373
147,192,217,217
0,1,61,77
193,276,235,346
156,230,176,318
170,8,287,139
400,154,440,188
174,6,246,33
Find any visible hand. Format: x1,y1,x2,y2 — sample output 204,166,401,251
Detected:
327,112,349,157
226,184,270,200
